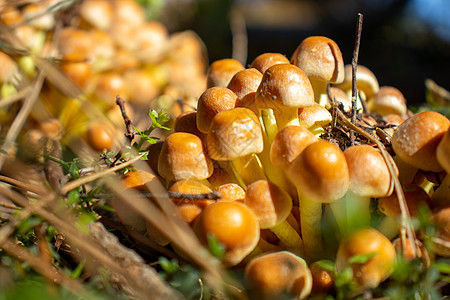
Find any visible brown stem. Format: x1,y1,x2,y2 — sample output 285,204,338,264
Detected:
116,95,135,144
350,13,363,144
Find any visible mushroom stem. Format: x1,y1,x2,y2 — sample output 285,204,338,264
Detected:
330,193,371,236
298,187,323,261
272,105,300,130
394,155,418,185
271,220,304,256
232,154,266,187
431,174,450,208
377,215,400,240
308,125,326,138
260,108,278,142
309,78,328,107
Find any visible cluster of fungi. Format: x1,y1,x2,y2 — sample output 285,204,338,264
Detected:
1,1,450,299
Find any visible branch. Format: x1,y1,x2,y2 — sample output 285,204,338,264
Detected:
116,95,135,144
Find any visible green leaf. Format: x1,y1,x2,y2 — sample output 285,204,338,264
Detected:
70,262,85,279
207,234,226,260
314,260,336,273
348,252,377,264
159,257,179,275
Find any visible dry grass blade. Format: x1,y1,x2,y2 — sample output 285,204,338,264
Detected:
0,238,85,294
0,174,47,195
0,86,32,108
0,184,182,299
0,72,46,170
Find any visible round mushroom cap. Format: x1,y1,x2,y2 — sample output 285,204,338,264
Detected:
217,183,246,202
392,111,450,172
344,145,393,198
289,141,349,203
206,58,245,88
270,125,317,170
328,87,352,112
255,63,315,108
122,170,154,191
196,86,238,133
291,36,345,84
334,64,379,100
437,128,450,173
336,228,396,290
158,132,213,181
174,111,206,142
194,201,260,266
298,103,332,129
432,207,450,257
244,251,312,300
244,180,292,229
207,107,263,161
378,184,431,218
227,68,263,101
310,261,334,295
250,52,290,74
369,86,407,116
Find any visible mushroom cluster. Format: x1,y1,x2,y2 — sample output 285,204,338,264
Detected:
1,1,450,298
147,35,450,298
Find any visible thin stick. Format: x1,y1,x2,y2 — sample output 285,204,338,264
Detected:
350,13,363,144
116,95,135,144
0,86,32,108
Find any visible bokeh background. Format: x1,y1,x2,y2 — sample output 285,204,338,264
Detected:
148,0,450,107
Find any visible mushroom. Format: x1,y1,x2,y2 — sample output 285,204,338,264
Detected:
334,144,393,235
244,180,303,255
336,227,396,290
174,111,207,143
193,201,260,266
206,58,245,88
244,251,312,300
206,107,265,187
297,103,332,137
377,183,431,239
333,64,379,102
86,121,116,152
432,128,450,208
310,261,334,296
169,179,215,225
227,68,263,102
289,141,349,261
255,63,315,130
196,86,238,134
291,36,345,107
391,111,450,184
216,183,245,202
158,132,213,183
250,52,290,74
368,86,407,117
431,207,450,257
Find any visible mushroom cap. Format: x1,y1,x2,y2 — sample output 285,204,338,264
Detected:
344,145,393,198
244,251,312,300
432,207,450,257
158,132,213,181
194,201,260,266
196,86,238,133
207,107,263,160
369,86,407,116
310,261,334,295
217,183,246,202
169,179,214,224
255,63,315,108
227,68,263,101
291,36,345,84
334,64,379,100
122,170,154,191
174,111,206,142
86,121,115,151
94,72,128,107
270,126,317,170
378,184,430,218
79,0,113,30
437,128,450,174
244,180,293,229
328,87,352,112
392,111,450,172
336,228,396,289
289,141,349,203
250,52,290,74
206,58,245,88
297,103,332,129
